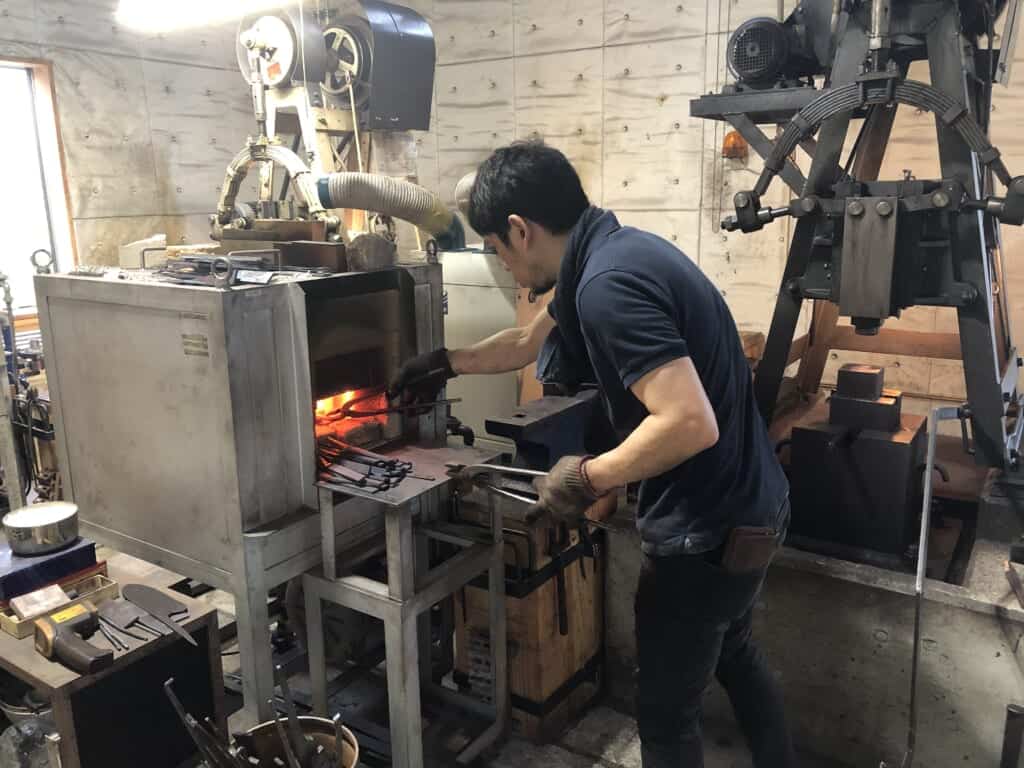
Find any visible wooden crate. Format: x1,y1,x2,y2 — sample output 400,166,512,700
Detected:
454,522,604,742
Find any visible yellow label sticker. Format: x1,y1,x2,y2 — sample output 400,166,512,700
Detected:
50,604,88,624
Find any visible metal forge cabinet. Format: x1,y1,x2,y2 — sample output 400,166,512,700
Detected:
34,264,446,721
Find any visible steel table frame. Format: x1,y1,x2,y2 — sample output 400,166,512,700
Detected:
304,485,508,768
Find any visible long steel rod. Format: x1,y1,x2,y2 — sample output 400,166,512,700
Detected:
899,405,961,768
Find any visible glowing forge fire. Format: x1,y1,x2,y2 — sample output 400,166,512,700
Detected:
314,389,388,439
315,390,359,420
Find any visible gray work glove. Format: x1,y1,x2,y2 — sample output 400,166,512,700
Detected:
529,455,603,524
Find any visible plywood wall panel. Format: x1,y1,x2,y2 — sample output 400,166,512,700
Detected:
885,306,938,333
37,0,142,57
614,210,701,258
144,60,255,215
602,36,706,210
514,0,604,56
0,0,36,44
699,211,787,330
708,0,793,33
822,350,932,395
414,130,440,193
515,48,604,203
431,0,514,64
929,359,967,400
47,46,162,219
140,21,240,71
73,214,206,266
0,40,39,58
435,59,515,206
605,1,705,46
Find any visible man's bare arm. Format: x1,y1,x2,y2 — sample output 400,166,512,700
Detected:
448,304,556,375
585,357,719,493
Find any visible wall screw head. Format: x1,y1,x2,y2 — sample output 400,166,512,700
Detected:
931,191,950,208
734,192,750,208
876,200,894,217
848,200,865,217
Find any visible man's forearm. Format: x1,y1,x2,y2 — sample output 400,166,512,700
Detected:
585,411,717,494
448,327,539,375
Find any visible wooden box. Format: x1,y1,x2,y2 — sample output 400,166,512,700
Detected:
1,571,117,639
454,520,604,743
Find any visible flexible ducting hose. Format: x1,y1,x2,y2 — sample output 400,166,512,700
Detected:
318,172,465,250
455,171,476,217
216,142,328,228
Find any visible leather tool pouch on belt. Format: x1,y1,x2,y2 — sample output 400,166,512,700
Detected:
721,526,782,573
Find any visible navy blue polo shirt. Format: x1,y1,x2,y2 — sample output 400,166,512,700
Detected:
551,210,789,556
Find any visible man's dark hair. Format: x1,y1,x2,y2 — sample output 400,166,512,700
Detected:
468,141,590,244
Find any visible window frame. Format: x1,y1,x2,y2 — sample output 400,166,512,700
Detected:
0,55,77,330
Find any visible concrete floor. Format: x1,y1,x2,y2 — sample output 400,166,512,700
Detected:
489,706,839,768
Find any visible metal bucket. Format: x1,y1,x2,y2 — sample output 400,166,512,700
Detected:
243,715,359,768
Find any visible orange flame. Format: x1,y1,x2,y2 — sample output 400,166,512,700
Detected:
314,388,388,440
315,390,358,419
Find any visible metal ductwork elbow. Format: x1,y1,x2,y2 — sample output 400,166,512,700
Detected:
317,172,465,250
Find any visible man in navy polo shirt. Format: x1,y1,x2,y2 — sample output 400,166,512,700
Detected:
391,142,794,767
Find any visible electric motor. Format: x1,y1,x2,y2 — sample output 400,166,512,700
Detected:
728,17,791,84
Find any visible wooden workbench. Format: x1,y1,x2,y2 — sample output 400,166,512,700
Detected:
0,551,225,768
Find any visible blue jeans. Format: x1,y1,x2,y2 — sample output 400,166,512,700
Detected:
635,528,794,767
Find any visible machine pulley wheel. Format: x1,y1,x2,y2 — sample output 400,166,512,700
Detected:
322,17,372,110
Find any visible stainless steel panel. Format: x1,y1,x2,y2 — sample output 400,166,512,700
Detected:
42,292,240,570
441,250,518,447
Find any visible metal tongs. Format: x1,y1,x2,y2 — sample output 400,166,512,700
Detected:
446,462,613,531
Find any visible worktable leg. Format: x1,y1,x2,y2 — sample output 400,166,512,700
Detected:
385,612,424,768
415,495,434,683
303,576,329,716
319,487,337,580
456,495,507,765
206,612,228,733
51,692,81,768
238,538,274,723
386,504,416,601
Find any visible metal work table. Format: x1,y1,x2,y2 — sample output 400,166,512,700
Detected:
0,551,225,768
304,442,508,768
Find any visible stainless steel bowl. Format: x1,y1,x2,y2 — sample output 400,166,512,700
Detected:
2,502,79,556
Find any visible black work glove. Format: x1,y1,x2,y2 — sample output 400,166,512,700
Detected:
530,455,603,524
388,348,456,404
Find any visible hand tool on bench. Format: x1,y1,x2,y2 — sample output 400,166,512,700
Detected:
96,619,128,651
34,601,114,674
122,584,197,647
99,599,164,641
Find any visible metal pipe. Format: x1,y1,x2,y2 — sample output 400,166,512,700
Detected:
899,405,962,768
